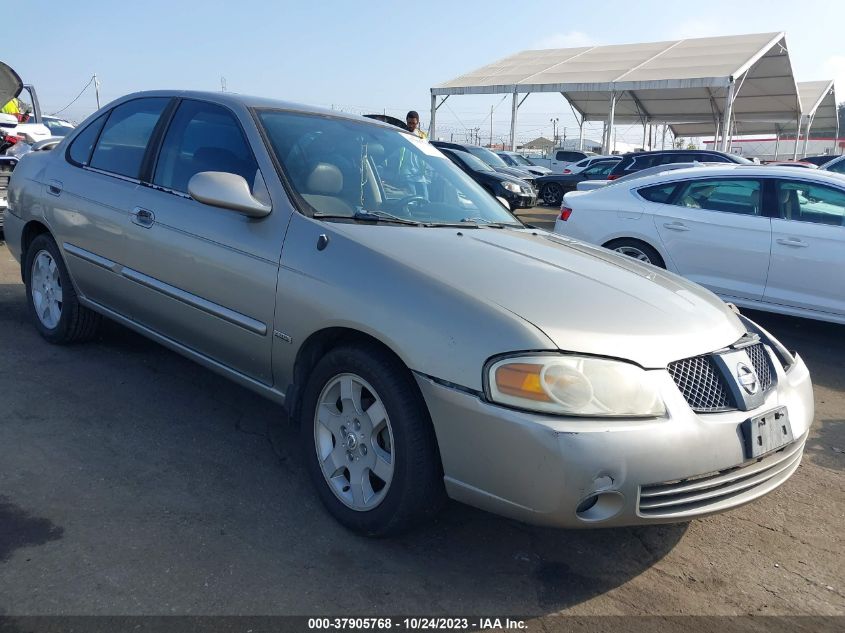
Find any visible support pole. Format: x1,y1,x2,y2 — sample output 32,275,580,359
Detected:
604,92,616,154
578,120,584,150
720,82,735,152
510,90,518,151
802,113,815,157
793,117,801,160
429,93,437,140
773,128,780,160
661,125,668,150
641,120,648,151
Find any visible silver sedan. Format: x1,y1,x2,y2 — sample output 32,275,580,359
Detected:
4,90,814,536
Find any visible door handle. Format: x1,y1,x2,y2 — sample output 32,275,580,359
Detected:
47,180,63,196
663,221,690,232
776,237,808,248
131,207,156,228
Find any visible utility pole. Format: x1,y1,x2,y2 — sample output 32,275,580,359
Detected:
93,73,101,109
220,76,227,92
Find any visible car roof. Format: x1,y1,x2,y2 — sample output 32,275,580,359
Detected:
615,164,845,188
98,90,403,133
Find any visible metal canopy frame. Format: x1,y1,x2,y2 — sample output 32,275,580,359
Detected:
430,32,801,155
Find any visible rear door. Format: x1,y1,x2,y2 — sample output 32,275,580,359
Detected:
120,98,289,384
44,97,171,309
763,179,845,317
650,177,772,301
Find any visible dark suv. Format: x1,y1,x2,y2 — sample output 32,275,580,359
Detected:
607,149,751,180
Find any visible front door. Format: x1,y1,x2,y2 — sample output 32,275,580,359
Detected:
120,99,290,384
764,178,845,318
651,177,772,301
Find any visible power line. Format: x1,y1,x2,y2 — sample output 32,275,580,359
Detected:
50,76,96,116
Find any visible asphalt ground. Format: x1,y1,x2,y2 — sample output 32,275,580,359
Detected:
0,223,843,621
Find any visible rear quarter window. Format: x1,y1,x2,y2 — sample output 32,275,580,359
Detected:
67,113,108,166
638,183,678,203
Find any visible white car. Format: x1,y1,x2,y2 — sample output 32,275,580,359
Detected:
564,154,620,175
555,165,845,324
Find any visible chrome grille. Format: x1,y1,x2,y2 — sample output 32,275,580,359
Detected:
667,355,735,412
746,343,774,392
638,436,804,517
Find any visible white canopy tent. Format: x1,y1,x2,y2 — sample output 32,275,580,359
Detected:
430,32,801,154
672,80,838,158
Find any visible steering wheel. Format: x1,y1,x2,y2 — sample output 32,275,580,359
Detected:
395,195,428,217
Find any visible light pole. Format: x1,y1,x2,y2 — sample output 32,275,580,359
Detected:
550,117,559,146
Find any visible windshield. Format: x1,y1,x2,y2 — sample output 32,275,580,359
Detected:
454,149,495,172
257,110,521,225
465,145,509,168
497,153,516,166
510,154,534,167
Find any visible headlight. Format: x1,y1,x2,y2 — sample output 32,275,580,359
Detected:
502,181,521,193
486,354,665,417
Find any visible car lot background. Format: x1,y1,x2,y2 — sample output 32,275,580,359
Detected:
0,219,843,617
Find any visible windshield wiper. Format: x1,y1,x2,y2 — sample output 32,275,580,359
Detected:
312,210,423,226
457,217,522,228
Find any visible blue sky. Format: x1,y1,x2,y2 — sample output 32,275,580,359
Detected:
9,0,845,146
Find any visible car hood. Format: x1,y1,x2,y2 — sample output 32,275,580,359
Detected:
494,166,535,181
0,62,23,106
332,225,745,368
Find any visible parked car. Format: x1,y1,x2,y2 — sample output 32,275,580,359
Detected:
431,141,537,185
575,162,723,192
556,165,845,324
765,160,818,169
535,158,619,205
820,154,845,175
495,151,551,176
800,155,837,166
439,147,537,208
5,91,813,536
563,154,621,174
530,148,597,173
41,116,76,137
606,149,752,181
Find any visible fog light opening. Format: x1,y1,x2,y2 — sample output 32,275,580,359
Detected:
576,491,625,522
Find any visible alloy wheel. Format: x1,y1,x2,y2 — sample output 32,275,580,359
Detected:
313,373,395,511
31,250,63,329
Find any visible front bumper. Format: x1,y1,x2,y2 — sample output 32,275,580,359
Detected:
416,351,813,528
501,189,537,209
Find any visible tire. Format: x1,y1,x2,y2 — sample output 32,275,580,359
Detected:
24,233,102,344
541,182,563,206
299,343,445,536
603,238,666,268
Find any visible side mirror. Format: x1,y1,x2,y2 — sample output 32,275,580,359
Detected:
188,171,271,218
496,196,511,210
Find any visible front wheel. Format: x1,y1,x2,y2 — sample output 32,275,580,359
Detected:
24,234,101,343
541,182,563,206
299,344,445,536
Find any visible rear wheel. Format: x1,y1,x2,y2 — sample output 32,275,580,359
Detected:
541,182,563,206
24,234,101,343
603,238,665,268
299,343,445,536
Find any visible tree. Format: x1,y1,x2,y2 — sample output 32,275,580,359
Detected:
674,137,686,149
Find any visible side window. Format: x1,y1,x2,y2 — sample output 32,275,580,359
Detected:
89,98,170,179
583,161,616,178
153,100,260,195
638,183,678,203
776,180,845,226
826,159,845,174
674,179,761,215
631,155,658,170
555,151,579,162
67,113,108,166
